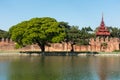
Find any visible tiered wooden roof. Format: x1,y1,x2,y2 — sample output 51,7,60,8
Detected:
96,15,110,36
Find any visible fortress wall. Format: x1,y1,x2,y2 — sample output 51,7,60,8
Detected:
0,38,119,52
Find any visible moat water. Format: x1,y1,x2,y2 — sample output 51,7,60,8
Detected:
0,56,120,80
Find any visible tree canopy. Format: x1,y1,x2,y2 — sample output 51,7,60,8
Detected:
9,17,66,52
80,27,94,45
59,22,94,51
67,26,81,51
108,27,120,38
0,29,8,39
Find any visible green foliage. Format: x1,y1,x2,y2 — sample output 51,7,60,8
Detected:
108,27,120,38
59,22,70,29
0,29,8,38
15,43,23,49
101,42,107,46
101,42,108,49
59,22,71,43
113,50,120,52
59,24,94,51
9,17,66,52
67,26,81,44
79,27,93,45
58,24,81,51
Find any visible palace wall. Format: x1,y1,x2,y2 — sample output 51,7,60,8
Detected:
0,37,119,52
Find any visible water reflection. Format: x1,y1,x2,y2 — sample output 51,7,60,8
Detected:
0,56,120,80
88,56,120,80
0,62,9,80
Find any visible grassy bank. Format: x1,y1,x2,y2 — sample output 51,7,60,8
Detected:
99,52,120,54
0,50,120,56
0,50,120,54
0,50,20,53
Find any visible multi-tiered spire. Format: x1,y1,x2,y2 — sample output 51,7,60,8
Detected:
96,14,110,36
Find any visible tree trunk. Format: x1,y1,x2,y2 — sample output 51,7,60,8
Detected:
71,43,74,52
40,44,45,52
119,44,120,50
38,43,45,55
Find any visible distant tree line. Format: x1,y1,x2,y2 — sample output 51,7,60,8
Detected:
0,29,9,39
0,17,120,52
107,27,120,38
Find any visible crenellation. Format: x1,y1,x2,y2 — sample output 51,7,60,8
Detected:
1,38,4,42
105,37,109,42
100,37,104,43
5,38,9,43
110,38,113,42
96,37,100,42
9,39,13,43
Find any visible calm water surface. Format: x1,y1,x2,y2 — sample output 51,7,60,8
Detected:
0,56,120,80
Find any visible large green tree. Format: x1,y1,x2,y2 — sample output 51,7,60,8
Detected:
67,26,81,52
59,24,94,52
9,17,66,52
80,27,93,45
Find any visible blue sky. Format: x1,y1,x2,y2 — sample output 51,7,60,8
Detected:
0,0,120,31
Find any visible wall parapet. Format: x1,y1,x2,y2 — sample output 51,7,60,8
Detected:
0,38,119,52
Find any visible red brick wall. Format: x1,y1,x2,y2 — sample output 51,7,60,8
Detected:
0,38,119,52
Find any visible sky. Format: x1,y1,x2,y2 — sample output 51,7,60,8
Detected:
0,0,120,31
